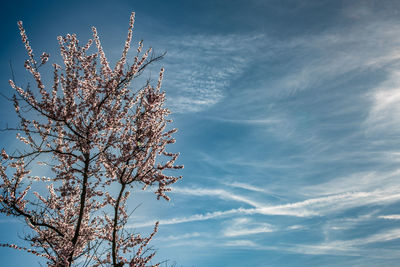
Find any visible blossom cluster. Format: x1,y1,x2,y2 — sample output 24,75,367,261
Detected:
0,12,182,267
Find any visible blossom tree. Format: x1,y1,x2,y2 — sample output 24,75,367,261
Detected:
0,12,183,267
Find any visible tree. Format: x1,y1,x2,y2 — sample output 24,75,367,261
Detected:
0,12,183,267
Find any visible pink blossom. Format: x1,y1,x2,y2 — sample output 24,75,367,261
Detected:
0,11,182,267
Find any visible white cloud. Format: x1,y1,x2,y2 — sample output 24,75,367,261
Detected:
223,239,258,247
222,217,275,237
197,150,300,172
219,228,400,258
255,190,399,217
131,186,400,228
296,228,400,256
172,187,262,207
158,232,201,241
365,69,400,134
128,208,251,228
358,228,400,244
304,169,400,196
287,225,305,230
222,181,266,193
378,215,400,220
162,34,266,113
263,22,400,98
208,117,283,126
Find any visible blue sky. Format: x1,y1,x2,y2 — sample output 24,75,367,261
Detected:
1,0,400,266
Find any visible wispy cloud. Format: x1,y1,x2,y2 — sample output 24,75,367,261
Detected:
157,232,201,241
196,150,300,172
172,187,262,207
296,228,400,257
365,69,400,134
354,228,400,245
249,187,400,218
222,217,275,237
286,225,306,231
150,227,400,260
128,208,250,228
219,227,400,259
304,169,400,196
162,34,266,113
131,186,400,228
223,239,258,247
222,181,266,193
378,215,400,220
207,117,283,126
272,22,400,96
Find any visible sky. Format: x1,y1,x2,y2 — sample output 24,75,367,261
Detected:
1,0,400,266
